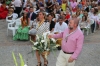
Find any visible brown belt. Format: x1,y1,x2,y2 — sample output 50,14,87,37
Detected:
63,51,74,54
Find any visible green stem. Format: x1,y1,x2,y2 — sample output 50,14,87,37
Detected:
12,52,18,66
19,53,25,66
52,49,57,58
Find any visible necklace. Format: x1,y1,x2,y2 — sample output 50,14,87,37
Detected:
65,28,78,42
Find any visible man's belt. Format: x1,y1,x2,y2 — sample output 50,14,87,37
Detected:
63,51,74,54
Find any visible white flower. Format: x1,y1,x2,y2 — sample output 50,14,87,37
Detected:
41,40,45,43
54,45,60,48
44,39,48,50
46,49,50,51
51,38,56,42
24,64,27,66
32,47,37,50
43,31,50,39
34,42,38,45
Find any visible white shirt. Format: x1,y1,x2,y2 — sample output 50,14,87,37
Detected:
6,13,18,23
11,1,14,5
97,13,100,22
88,12,94,18
77,0,81,3
32,1,37,7
91,15,98,22
14,0,22,7
12,13,18,19
54,22,68,33
23,0,27,7
7,13,18,19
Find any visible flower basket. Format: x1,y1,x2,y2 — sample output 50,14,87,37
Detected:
31,31,59,59
56,38,62,46
41,51,50,56
54,32,62,46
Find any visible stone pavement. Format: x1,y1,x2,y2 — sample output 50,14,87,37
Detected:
0,20,100,66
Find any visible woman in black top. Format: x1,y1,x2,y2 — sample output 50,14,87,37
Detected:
47,14,55,32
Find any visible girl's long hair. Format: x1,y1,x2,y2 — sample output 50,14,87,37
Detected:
22,12,28,24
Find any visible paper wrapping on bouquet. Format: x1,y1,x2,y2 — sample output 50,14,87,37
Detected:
41,51,50,56
56,38,62,46
30,35,36,42
54,32,62,46
29,28,37,42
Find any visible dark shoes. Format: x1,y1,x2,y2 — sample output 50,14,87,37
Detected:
36,60,48,66
37,62,41,66
44,60,48,66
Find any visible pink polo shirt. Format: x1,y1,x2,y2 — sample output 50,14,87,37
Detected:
53,28,84,60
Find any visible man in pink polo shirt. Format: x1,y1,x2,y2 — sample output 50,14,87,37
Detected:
48,18,84,66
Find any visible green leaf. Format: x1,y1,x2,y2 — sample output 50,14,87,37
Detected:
12,52,18,66
19,53,25,66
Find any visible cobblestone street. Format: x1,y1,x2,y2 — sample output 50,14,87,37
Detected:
0,20,100,66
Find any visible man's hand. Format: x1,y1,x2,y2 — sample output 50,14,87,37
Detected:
68,57,74,63
48,34,53,38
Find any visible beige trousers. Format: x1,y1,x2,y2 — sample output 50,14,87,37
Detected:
56,50,75,66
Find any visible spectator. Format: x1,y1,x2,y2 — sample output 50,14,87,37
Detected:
31,0,37,10
61,0,68,12
23,0,27,8
6,7,18,20
57,0,62,5
90,9,98,33
78,2,82,9
14,0,22,17
97,13,100,29
47,14,55,32
10,0,14,6
79,16,87,30
13,11,29,40
46,0,53,13
70,0,77,14
54,16,68,33
27,7,37,21
25,0,32,7
65,10,71,22
98,0,100,5
0,1,8,19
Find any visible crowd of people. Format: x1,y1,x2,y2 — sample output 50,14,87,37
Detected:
0,0,100,66
0,0,100,34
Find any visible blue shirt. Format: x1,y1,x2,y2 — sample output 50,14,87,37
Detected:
57,0,61,5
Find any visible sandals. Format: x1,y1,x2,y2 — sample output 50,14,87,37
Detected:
36,60,48,66
36,62,41,66
44,60,48,66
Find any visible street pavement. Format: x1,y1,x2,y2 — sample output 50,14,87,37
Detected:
0,20,100,66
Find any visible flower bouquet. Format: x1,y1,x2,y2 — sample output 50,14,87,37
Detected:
30,31,60,59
